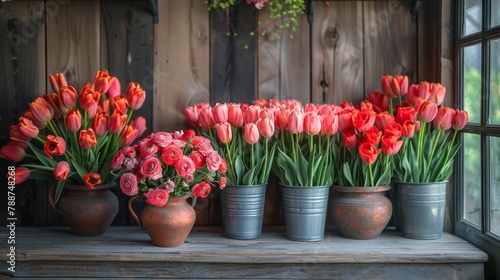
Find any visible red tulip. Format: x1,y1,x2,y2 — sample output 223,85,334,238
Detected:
303,111,322,136
342,128,358,149
97,99,110,114
65,108,82,132
119,125,139,146
338,109,354,131
375,112,395,131
433,107,455,130
185,105,199,127
381,75,396,98
352,109,376,133
110,94,129,113
366,90,388,113
83,173,102,189
0,142,26,162
43,135,66,159
107,109,127,134
212,103,228,124
92,112,108,136
401,120,417,138
384,122,403,138
228,104,244,128
358,142,381,164
391,75,409,97
78,128,98,150
381,135,403,156
287,109,304,134
129,116,147,137
215,122,232,144
244,123,260,144
361,126,381,146
29,97,54,128
79,82,100,119
18,117,39,140
10,167,30,185
54,161,70,180
257,117,275,138
418,100,438,123
58,86,78,111
198,108,216,128
396,106,416,125
452,109,468,130
49,73,68,93
274,108,289,130
125,82,146,110
429,83,446,105
304,103,317,113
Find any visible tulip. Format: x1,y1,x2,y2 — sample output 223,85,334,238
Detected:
352,109,376,133
433,107,455,131
358,142,381,165
97,99,110,114
361,126,382,146
338,109,354,131
79,82,100,119
78,128,98,150
198,108,216,128
342,128,358,149
129,116,147,137
396,106,416,125
407,82,431,106
358,100,374,111
0,142,26,162
287,109,303,134
215,122,232,144
9,125,30,143
274,108,289,130
381,75,396,98
110,94,129,113
452,109,468,130
366,90,389,114
228,104,244,128
304,103,317,113
429,83,446,105
107,109,127,134
391,75,409,97
43,135,66,159
49,73,68,93
11,167,30,185
259,108,274,120
83,173,102,189
212,103,228,124
94,70,121,98
92,112,108,136
29,97,54,128
65,108,82,132
375,112,395,131
384,122,403,138
381,135,403,156
58,86,78,111
252,98,268,107
125,82,146,110
43,93,63,119
244,123,260,144
257,117,275,138
321,113,339,136
303,111,322,136
401,120,417,138
119,125,139,146
244,105,261,124
17,117,39,140
185,106,199,127
418,100,438,123
54,161,70,180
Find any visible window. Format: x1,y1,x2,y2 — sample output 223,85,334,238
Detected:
456,0,500,277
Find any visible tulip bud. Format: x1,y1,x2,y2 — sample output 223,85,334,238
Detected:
358,142,381,164
58,86,78,111
129,116,147,137
418,100,438,123
107,109,127,134
49,73,68,93
433,107,455,131
79,82,100,119
244,105,261,124
18,117,39,140
257,117,275,138
92,112,108,136
0,142,26,162
452,109,468,130
215,122,232,144
119,125,139,146
198,108,216,128
54,161,70,180
429,83,446,106
303,111,321,136
228,104,244,128
244,123,259,144
65,108,82,132
321,113,339,136
212,103,228,124
29,97,54,128
287,109,304,134
185,106,199,127
110,94,129,113
125,82,146,110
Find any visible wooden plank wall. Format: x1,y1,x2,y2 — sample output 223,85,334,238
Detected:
0,0,417,226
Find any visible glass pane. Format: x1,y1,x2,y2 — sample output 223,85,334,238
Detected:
492,0,500,27
463,44,482,123
464,133,482,227
491,136,500,236
490,38,500,125
463,0,482,36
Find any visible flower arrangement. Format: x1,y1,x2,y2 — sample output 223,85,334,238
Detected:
185,102,276,186
112,130,226,207
0,70,147,203
367,75,468,183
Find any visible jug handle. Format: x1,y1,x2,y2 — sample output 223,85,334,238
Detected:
128,195,145,229
48,182,59,212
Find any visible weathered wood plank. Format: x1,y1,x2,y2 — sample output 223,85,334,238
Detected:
311,1,364,105
363,1,417,92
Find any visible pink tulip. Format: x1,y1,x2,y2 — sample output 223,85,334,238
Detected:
58,86,78,111
130,116,147,137
65,108,82,132
184,105,199,127
304,103,317,113
429,83,446,105
215,122,232,144
18,117,39,140
43,93,63,119
418,100,438,123
49,73,68,93
391,75,409,97
244,105,261,124
433,107,455,130
274,108,289,130
125,82,146,110
287,109,304,134
29,97,54,128
338,109,354,132
381,75,396,98
321,113,339,136
9,125,31,142
257,117,275,138
244,123,260,144
452,109,468,130
54,161,70,180
198,108,216,128
0,142,26,162
212,103,228,124
228,104,244,128
303,111,322,136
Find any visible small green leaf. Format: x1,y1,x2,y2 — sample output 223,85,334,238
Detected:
54,179,66,204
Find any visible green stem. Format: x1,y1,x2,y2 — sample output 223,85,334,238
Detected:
369,163,374,187
260,137,269,184
417,121,426,181
46,120,60,137
389,98,394,116
426,129,443,181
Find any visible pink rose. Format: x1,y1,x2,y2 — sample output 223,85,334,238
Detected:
139,156,163,180
144,188,169,207
205,150,222,172
192,181,211,198
119,173,139,196
174,156,196,178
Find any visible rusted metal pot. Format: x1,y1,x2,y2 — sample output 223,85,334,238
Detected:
49,181,118,236
128,195,195,247
329,185,392,240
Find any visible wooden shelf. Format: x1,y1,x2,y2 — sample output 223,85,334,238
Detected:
1,226,488,279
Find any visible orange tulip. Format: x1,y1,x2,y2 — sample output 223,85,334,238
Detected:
49,73,68,93
79,82,100,119
92,112,108,136
125,82,146,110
65,108,82,132
78,128,97,150
83,173,102,189
107,109,127,134
358,142,381,164
43,135,66,159
11,167,30,185
0,142,26,162
53,161,70,180
94,70,121,98
58,86,78,111
381,135,403,156
119,125,139,146
401,120,417,138
215,122,232,144
110,94,129,113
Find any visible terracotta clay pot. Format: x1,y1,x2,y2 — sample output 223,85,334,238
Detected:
49,181,119,236
128,195,195,247
329,185,392,239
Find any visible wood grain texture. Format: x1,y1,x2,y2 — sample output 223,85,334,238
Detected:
0,226,487,279
311,1,364,105
153,0,210,133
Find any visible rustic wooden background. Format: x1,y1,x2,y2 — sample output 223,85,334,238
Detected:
0,0,443,227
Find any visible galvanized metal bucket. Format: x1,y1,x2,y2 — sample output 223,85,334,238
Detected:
220,184,266,240
398,181,447,239
280,184,330,242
